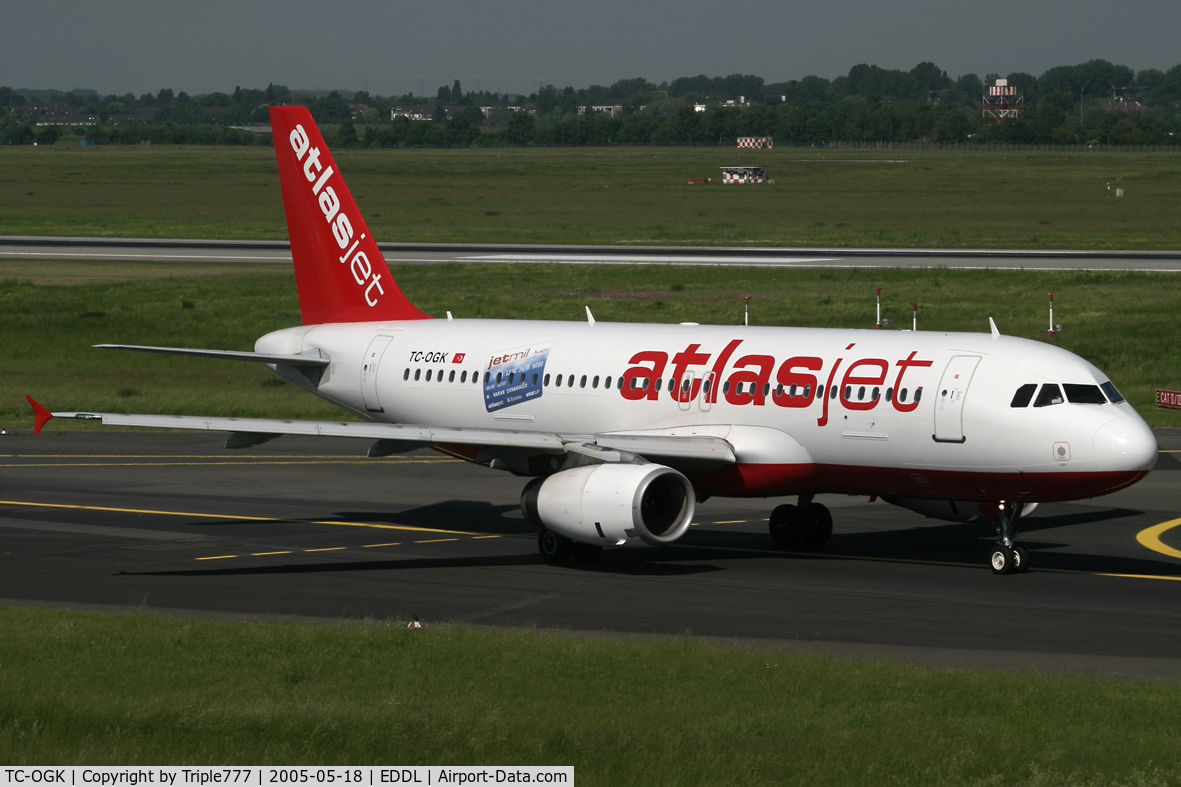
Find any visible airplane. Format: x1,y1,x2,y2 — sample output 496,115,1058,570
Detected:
26,106,1158,576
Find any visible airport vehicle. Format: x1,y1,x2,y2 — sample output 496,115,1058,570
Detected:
27,107,1158,575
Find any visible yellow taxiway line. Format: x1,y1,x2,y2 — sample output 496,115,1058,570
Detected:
0,499,481,536
1134,517,1181,560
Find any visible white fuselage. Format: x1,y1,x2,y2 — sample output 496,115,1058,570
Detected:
257,318,1157,503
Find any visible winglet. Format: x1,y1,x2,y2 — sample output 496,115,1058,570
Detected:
988,317,1000,340
26,395,53,435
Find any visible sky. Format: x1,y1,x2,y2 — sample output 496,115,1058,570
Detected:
3,0,1179,97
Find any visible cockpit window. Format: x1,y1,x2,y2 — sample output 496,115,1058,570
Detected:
1064,384,1106,404
1010,384,1037,408
1033,383,1064,407
1100,381,1125,404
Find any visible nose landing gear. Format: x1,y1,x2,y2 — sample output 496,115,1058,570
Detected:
989,501,1029,574
769,495,833,549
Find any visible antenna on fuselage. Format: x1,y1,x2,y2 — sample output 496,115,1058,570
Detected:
875,288,882,329
989,317,1000,339
743,296,750,326
909,301,918,331
585,306,596,326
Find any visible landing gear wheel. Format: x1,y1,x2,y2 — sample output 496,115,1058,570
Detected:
538,529,574,564
769,504,802,549
1013,545,1030,573
571,542,603,563
801,503,833,546
990,545,1017,575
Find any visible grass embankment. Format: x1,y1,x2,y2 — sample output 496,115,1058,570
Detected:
1,607,1179,783
3,262,1181,428
2,145,1180,249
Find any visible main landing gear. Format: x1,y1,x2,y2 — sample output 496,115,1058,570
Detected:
769,496,833,549
538,529,603,565
989,501,1029,575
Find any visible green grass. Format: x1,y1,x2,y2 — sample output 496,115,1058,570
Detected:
2,145,1180,249
5,262,1181,428
1,607,1178,784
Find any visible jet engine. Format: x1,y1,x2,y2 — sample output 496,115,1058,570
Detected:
521,463,695,547
882,496,1039,523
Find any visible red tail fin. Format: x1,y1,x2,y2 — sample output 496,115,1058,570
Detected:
26,395,53,435
268,106,429,325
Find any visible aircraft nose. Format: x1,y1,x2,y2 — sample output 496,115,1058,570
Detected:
1093,414,1158,472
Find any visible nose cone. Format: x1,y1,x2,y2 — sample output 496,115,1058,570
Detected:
1093,414,1158,473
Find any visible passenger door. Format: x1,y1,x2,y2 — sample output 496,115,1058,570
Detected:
361,335,394,413
933,355,981,443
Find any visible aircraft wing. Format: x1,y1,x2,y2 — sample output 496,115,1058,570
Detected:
93,344,330,367
26,398,735,470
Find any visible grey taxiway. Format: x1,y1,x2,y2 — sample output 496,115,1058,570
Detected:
2,429,1179,681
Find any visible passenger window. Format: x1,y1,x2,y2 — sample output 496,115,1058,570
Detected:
593,375,600,389
616,377,623,390
723,381,731,394
871,387,879,401
885,387,893,402
844,385,852,399
604,375,612,388
763,383,770,397
484,372,490,383
544,374,550,386
654,377,661,391
1101,381,1125,404
460,371,467,383
580,375,588,388
857,386,865,400
556,374,563,386
1010,384,1036,408
830,386,838,400
426,369,433,382
898,388,907,403
414,369,421,381
403,368,409,381
449,370,455,383
914,388,922,403
1034,383,1064,407
803,384,810,399
1065,384,1106,404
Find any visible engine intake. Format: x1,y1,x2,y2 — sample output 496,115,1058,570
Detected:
521,463,695,547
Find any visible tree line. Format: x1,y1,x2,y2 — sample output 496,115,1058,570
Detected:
2,59,1179,147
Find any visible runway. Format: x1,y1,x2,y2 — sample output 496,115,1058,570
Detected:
2,429,1180,679
3,235,1181,271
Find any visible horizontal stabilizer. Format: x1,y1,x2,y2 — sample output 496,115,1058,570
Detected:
94,344,330,367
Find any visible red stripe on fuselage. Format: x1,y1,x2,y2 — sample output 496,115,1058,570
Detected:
687,462,1150,502
433,442,1146,504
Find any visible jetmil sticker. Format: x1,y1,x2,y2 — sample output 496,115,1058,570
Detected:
484,343,552,413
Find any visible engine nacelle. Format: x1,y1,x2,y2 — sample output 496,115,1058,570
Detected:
882,496,1039,523
521,463,695,547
